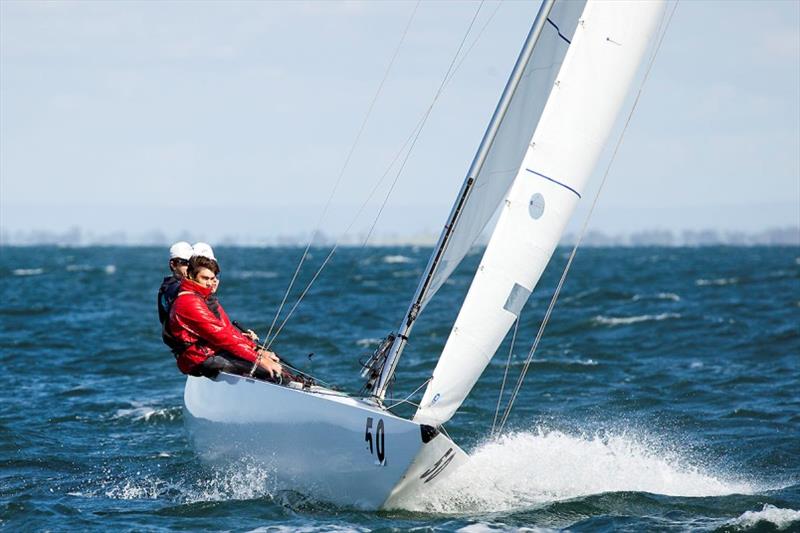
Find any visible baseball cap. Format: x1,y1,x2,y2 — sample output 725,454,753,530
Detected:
169,241,193,261
192,242,216,261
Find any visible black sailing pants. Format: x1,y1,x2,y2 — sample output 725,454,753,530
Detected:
196,352,279,383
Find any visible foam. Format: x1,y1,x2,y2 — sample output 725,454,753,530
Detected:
456,525,558,533
593,312,680,326
101,461,278,503
66,264,93,272
250,527,369,533
12,268,43,276
400,428,756,513
187,462,278,502
112,403,181,423
229,270,279,279
695,277,738,286
355,338,382,348
632,292,681,302
534,357,598,366
104,475,170,500
727,504,800,530
383,255,412,264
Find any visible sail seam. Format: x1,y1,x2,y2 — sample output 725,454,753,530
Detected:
525,168,581,198
546,18,572,44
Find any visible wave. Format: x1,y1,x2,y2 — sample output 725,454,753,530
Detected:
100,460,277,503
726,504,800,530
398,428,756,513
631,292,681,302
696,277,738,286
229,270,279,280
531,357,598,366
66,264,92,272
12,268,43,276
112,404,181,423
383,255,412,264
103,474,174,500
355,338,382,348
560,288,602,304
593,312,680,326
64,264,116,274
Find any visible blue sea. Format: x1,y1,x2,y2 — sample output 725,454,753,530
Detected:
1,245,798,532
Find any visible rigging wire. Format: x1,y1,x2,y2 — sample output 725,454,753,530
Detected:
330,0,505,291
384,377,431,410
495,0,680,435
265,1,490,348
262,0,421,348
356,0,493,251
491,313,520,436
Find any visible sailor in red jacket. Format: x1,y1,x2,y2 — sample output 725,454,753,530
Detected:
168,255,282,380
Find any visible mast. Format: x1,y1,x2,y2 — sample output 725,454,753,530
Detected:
374,0,557,401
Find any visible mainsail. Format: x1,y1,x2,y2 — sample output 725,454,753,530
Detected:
374,0,583,398
413,0,665,426
419,0,587,313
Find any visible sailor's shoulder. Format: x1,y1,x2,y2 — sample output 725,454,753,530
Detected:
158,275,180,292
172,289,209,312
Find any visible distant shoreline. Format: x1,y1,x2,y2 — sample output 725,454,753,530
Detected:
2,225,798,248
0,222,800,248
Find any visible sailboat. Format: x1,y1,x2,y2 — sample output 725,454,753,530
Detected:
184,0,665,510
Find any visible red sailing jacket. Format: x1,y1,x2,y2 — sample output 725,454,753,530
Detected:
168,278,258,375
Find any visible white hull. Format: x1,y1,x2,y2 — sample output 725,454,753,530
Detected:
183,373,467,510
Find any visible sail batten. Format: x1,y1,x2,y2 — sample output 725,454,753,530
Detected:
414,0,666,426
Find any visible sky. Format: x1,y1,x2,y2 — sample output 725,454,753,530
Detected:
1,0,798,244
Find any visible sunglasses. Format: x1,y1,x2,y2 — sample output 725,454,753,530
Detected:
173,258,190,266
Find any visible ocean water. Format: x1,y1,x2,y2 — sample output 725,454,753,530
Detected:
1,245,798,532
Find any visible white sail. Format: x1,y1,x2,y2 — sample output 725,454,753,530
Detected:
414,0,665,426
417,0,586,314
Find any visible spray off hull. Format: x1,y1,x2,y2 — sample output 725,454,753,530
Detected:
183,374,467,510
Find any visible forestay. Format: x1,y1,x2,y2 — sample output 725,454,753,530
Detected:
414,0,665,426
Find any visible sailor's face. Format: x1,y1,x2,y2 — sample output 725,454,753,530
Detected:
170,258,189,278
192,267,217,289
211,277,219,293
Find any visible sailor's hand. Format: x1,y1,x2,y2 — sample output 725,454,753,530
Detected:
244,329,259,342
255,349,281,376
258,349,280,363
258,355,282,378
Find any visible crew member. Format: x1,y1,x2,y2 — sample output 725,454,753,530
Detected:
168,255,282,380
191,242,259,342
157,241,193,326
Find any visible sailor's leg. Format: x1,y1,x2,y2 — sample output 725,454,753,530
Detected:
210,352,279,382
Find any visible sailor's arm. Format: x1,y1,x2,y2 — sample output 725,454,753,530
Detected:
175,296,259,362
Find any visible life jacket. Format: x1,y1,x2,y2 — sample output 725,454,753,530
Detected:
163,289,215,358
168,279,259,375
206,293,222,319
159,277,224,357
157,275,181,325
162,317,196,358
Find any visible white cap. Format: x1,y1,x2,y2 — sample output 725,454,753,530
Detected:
169,241,193,260
192,242,216,261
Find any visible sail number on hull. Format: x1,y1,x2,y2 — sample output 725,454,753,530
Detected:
364,417,386,466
